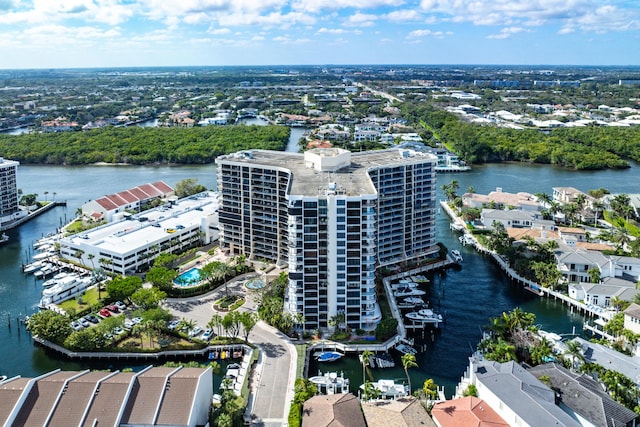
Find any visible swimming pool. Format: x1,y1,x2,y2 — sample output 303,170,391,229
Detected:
174,267,203,287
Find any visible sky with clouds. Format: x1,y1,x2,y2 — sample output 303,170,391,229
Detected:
1,0,639,69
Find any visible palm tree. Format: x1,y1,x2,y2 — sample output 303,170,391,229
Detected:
360,350,374,384
563,340,585,371
401,353,418,394
592,200,605,225
534,192,552,207
530,337,553,365
612,226,631,252
208,314,223,337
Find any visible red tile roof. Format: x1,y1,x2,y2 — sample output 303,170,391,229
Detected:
92,181,173,212
432,396,509,427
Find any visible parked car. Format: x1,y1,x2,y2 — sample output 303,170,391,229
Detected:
188,326,203,337
114,301,127,310
86,314,100,324
70,321,83,331
201,328,213,341
131,317,142,324
167,319,180,330
107,305,119,313
99,308,111,317
79,317,90,328
113,327,125,335
123,319,135,329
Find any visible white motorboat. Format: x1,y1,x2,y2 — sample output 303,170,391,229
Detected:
309,371,350,394
405,308,443,324
396,297,426,309
360,379,409,399
42,272,70,289
393,286,426,298
23,261,44,274
451,249,463,263
39,274,92,308
390,280,419,290
32,251,55,261
394,343,417,355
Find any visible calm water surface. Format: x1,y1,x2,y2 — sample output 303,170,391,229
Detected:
1,159,638,394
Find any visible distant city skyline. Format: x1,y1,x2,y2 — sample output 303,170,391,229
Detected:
1,0,639,69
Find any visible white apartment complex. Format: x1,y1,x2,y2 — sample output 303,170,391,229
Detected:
216,148,438,331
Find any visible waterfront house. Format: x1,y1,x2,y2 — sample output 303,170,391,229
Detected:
569,278,640,309
431,396,508,427
362,396,436,427
526,363,638,427
481,209,539,231
552,187,590,205
302,393,366,427
555,249,611,283
461,359,581,427
571,337,640,387
463,188,541,212
624,303,640,335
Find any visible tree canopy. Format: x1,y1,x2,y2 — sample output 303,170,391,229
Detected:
0,124,290,165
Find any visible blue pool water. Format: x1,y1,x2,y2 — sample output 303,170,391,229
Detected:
174,267,203,286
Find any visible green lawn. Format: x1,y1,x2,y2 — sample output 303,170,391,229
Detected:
58,287,103,314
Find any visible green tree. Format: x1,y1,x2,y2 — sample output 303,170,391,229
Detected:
130,287,167,310
174,178,207,197
105,276,143,301
401,353,418,394
422,378,439,400
530,337,554,365
238,312,257,342
26,310,73,345
360,350,374,384
145,266,177,290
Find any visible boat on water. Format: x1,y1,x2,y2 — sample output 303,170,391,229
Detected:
32,251,55,261
394,343,418,355
450,249,463,263
360,379,409,399
315,351,343,363
0,233,8,244
23,261,45,274
34,263,59,279
42,271,70,289
393,286,426,298
405,308,443,325
390,280,419,290
309,371,350,394
374,353,395,368
39,274,92,308
396,297,426,309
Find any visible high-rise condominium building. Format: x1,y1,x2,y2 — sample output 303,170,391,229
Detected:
216,148,438,331
0,157,21,229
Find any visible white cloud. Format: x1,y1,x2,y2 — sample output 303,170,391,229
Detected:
487,26,528,39
417,0,640,33
293,0,404,13
208,27,232,35
345,12,377,27
406,28,449,38
384,9,421,22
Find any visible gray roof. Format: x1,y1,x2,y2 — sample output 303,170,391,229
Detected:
474,360,581,427
572,337,640,386
555,249,610,269
527,363,637,427
482,208,536,221
216,148,436,198
624,303,640,320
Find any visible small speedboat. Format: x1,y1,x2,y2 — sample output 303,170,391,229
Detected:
451,249,463,263
315,351,343,363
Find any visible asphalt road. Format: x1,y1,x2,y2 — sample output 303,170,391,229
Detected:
247,321,296,427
